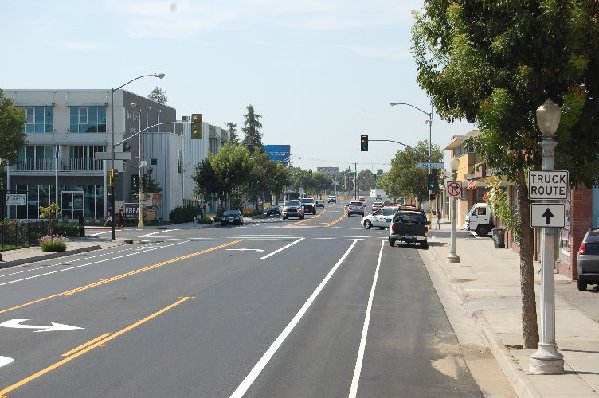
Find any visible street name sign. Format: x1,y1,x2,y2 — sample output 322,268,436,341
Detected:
528,170,569,200
416,162,444,169
446,181,462,198
530,203,565,228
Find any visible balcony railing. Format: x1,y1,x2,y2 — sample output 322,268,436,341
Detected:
16,158,105,172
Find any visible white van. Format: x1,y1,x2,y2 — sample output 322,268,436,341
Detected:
463,203,494,236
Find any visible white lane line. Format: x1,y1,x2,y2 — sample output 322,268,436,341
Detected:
0,356,14,368
112,255,123,260
24,275,41,280
140,231,160,237
8,279,23,284
76,262,93,268
348,239,384,398
95,259,109,264
60,267,75,272
126,252,139,257
230,240,358,398
42,271,58,276
0,283,5,286
177,240,190,245
259,238,305,260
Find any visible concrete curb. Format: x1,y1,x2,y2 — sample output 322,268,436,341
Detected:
423,242,541,398
0,244,102,269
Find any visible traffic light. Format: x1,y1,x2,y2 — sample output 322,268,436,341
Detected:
361,134,368,151
131,174,140,190
108,169,118,187
191,114,202,139
427,169,438,190
429,192,436,201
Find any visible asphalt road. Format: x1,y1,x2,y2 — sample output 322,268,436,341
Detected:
0,203,485,397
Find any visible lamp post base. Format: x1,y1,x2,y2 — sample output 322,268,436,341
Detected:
529,343,564,374
446,254,461,263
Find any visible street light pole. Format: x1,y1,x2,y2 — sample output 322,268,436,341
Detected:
110,73,164,239
131,103,144,228
447,157,461,263
530,99,564,374
390,101,434,219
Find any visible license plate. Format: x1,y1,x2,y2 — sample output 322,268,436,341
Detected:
405,235,413,240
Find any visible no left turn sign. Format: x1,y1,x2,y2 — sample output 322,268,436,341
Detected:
447,181,462,198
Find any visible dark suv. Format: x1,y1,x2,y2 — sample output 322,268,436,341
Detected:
577,229,599,291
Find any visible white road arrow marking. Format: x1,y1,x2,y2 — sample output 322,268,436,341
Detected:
0,356,14,368
225,248,265,253
0,319,84,333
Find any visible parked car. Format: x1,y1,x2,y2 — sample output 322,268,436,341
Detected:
220,209,244,226
361,207,396,229
315,200,325,208
327,195,337,203
388,210,429,248
347,200,365,217
300,197,317,214
577,229,599,291
282,200,304,220
263,205,281,216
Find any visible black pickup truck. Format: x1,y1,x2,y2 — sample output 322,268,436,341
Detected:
388,210,429,248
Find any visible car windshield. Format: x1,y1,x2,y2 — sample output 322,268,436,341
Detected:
300,198,313,203
350,201,362,206
223,210,241,216
285,200,300,206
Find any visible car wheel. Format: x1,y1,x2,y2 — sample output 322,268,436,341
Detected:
282,216,287,220
347,214,351,217
476,225,489,237
389,239,395,247
421,241,429,249
577,279,588,291
300,215,304,220
364,220,372,229
360,213,364,217
379,227,385,230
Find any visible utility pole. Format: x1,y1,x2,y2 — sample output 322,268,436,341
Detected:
354,162,358,200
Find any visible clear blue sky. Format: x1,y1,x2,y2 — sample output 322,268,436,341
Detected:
2,0,474,172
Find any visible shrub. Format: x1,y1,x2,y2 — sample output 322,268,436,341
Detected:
169,205,196,224
54,222,81,237
197,215,213,224
40,236,67,252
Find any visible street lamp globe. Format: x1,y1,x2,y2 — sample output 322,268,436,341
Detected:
450,157,460,172
536,99,561,137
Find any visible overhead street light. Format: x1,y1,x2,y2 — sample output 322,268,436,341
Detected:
390,101,434,219
110,73,164,239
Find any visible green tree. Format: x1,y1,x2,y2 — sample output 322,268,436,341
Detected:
412,0,599,348
147,87,167,105
242,104,263,152
142,168,162,193
385,141,442,203
193,158,223,203
226,122,239,143
209,143,252,210
0,89,27,187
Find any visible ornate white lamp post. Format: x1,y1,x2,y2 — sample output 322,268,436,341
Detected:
530,98,564,374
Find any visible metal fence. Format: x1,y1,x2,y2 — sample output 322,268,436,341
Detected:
0,220,50,249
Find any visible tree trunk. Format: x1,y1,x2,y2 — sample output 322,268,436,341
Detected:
517,170,539,349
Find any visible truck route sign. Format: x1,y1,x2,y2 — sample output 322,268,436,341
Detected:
528,170,569,200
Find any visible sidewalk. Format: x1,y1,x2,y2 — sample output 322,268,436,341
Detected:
0,238,124,268
422,220,599,397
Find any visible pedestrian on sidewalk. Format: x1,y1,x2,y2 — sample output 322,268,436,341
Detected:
436,210,442,230
104,209,113,227
118,206,124,228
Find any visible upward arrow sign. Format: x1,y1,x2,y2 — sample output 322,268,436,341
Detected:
541,208,555,225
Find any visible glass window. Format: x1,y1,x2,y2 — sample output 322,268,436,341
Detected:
23,106,53,133
70,106,107,133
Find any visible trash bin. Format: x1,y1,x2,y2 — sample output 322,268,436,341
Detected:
491,228,505,248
